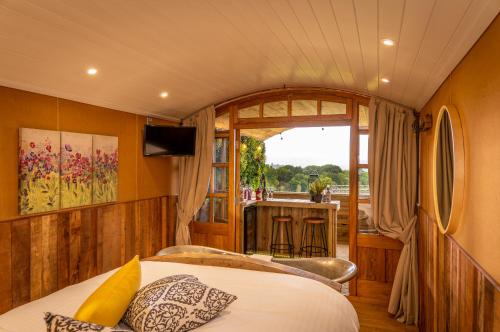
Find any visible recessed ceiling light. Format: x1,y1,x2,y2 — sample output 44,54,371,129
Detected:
382,39,395,46
159,91,169,98
86,67,98,75
381,78,390,83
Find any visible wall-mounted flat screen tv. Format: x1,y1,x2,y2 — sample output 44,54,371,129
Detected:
143,125,196,156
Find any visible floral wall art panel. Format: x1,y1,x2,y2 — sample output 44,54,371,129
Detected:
60,132,93,208
92,135,118,204
19,128,60,215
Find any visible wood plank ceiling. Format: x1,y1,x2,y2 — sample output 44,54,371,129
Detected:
0,0,498,119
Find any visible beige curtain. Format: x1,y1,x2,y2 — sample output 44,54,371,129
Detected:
368,98,418,324
436,111,454,226
175,106,215,245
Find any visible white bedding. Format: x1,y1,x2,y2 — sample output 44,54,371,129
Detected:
0,261,359,332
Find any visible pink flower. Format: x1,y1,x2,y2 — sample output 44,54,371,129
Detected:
46,145,52,152
65,144,72,152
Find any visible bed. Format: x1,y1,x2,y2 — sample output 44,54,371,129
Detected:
0,258,359,332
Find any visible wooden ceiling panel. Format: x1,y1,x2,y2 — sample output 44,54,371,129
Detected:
389,0,437,104
286,0,344,86
0,0,498,119
329,0,367,91
353,0,380,94
402,0,472,107
377,0,405,101
308,0,355,87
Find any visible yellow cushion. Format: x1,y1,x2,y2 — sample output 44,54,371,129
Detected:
74,255,141,327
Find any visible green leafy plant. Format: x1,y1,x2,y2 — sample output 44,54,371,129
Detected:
308,178,328,195
240,136,266,189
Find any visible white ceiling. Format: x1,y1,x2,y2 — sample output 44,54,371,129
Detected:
1,1,499,120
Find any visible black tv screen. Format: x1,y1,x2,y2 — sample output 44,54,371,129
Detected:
143,125,196,156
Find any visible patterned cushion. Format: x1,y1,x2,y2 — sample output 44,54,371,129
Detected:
44,313,133,331
123,274,237,332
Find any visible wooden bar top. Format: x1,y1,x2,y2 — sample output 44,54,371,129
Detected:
241,198,340,210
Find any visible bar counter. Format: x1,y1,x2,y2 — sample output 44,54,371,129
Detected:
240,198,340,257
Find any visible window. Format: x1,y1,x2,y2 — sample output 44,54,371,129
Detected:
196,128,229,224
238,105,259,118
263,101,288,117
359,134,368,164
321,101,347,115
359,105,369,129
291,100,317,116
357,103,376,233
241,127,350,194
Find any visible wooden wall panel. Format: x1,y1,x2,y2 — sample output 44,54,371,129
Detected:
0,195,177,315
11,219,30,308
355,234,403,302
0,223,12,312
419,208,499,331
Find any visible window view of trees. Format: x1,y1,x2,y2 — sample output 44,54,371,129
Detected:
240,136,266,190
264,164,351,192
240,135,369,193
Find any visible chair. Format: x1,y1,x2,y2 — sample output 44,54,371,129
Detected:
270,215,294,257
299,217,328,257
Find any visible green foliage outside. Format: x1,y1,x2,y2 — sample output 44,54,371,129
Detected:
240,137,369,193
240,136,266,190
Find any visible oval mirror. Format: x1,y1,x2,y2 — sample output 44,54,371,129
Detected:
432,105,464,234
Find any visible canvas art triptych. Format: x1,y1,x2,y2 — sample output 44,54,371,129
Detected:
19,128,118,215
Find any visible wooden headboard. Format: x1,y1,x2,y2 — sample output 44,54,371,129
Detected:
0,196,177,314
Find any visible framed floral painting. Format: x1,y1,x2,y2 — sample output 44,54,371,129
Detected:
92,135,118,204
60,132,93,208
19,128,60,214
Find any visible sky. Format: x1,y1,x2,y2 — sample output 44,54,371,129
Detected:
264,126,368,170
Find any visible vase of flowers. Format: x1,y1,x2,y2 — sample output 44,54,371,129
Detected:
309,179,328,203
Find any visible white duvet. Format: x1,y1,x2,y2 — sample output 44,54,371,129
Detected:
0,261,359,332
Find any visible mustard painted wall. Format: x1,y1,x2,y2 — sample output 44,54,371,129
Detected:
420,16,500,282
0,85,178,221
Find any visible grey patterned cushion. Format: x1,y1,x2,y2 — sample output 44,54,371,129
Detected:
44,313,133,331
123,274,237,332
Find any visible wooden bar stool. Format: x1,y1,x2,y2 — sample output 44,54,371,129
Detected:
299,217,328,257
270,215,294,258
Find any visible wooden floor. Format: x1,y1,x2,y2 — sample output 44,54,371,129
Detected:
348,296,419,332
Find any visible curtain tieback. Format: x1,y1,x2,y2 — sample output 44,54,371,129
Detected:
397,215,417,245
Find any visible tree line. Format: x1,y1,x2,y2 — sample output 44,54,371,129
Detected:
240,136,368,192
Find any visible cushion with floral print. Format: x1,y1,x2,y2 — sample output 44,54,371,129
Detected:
44,313,133,332
123,274,237,332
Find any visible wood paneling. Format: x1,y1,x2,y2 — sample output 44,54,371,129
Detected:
419,208,500,331
0,195,177,315
355,234,403,302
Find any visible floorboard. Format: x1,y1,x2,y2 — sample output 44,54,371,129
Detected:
348,296,419,332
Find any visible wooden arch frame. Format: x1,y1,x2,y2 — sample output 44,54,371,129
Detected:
215,87,369,129
201,87,404,300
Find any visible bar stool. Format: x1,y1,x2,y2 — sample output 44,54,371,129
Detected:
299,217,328,257
270,215,294,258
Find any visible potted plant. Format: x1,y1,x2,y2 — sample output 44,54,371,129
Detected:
309,179,327,203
